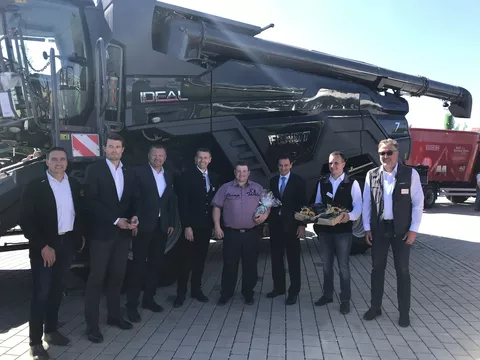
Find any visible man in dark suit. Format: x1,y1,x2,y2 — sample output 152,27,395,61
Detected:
84,133,138,343
126,144,175,321
267,154,306,305
174,148,219,307
20,147,85,360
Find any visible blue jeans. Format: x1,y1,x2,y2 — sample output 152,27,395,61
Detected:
319,232,352,302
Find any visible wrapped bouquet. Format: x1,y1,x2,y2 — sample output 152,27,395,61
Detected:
254,190,282,217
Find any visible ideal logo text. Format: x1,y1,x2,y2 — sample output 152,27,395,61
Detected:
140,90,188,103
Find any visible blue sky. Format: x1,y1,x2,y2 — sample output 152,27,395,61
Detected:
164,0,479,130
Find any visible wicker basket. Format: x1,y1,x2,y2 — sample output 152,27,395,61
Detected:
294,212,318,223
315,214,344,226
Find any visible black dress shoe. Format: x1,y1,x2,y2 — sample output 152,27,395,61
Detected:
44,331,71,346
127,308,141,323
86,327,104,343
314,296,333,306
266,289,285,298
30,344,49,360
142,301,164,313
399,314,410,327
217,295,231,306
107,316,133,330
191,290,209,303
363,308,382,321
340,302,350,314
173,296,185,308
286,294,297,305
244,296,254,305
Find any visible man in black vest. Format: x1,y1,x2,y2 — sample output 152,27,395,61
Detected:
126,144,176,321
174,148,219,307
362,138,424,327
20,147,85,360
312,151,362,314
266,154,306,305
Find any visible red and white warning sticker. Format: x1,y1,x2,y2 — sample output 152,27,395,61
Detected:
72,134,100,157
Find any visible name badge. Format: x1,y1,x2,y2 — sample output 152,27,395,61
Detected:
401,188,409,195
326,192,334,198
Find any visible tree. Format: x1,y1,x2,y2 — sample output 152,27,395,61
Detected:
444,114,455,130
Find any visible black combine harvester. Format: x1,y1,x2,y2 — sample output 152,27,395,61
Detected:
0,0,472,279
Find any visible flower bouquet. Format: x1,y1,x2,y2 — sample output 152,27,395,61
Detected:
254,190,282,217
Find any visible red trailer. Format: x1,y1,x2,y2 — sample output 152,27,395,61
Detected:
405,128,480,208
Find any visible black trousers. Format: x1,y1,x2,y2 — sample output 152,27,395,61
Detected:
370,222,411,314
29,233,74,346
269,226,301,295
221,228,259,299
84,233,130,329
176,227,212,297
126,219,167,308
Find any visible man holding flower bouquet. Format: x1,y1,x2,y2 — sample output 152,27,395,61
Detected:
212,161,269,306
266,154,306,305
312,151,362,315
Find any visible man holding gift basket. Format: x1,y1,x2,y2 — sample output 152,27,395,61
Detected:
211,161,274,306
312,151,363,315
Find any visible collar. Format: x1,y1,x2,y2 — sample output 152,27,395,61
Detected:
46,170,68,183
106,158,123,171
279,172,290,181
329,172,345,183
196,166,208,175
380,162,398,175
150,164,164,175
233,179,249,187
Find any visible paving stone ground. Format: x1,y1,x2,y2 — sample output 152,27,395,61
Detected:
0,197,479,360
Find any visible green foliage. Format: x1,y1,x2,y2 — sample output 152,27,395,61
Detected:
444,114,455,130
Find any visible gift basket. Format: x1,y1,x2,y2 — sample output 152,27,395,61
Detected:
254,190,282,216
294,203,349,226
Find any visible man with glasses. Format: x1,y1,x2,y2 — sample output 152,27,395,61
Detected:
362,138,424,327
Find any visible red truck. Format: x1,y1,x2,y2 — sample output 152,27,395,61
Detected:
405,128,480,208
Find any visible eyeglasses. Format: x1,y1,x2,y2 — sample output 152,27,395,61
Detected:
378,150,395,156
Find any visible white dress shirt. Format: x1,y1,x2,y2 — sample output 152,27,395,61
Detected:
314,173,363,221
362,163,424,232
151,165,167,216
197,166,210,192
46,171,75,235
106,159,124,225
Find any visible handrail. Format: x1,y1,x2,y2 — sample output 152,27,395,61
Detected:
49,48,60,147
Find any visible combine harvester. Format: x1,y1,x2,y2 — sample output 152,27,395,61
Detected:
0,0,473,274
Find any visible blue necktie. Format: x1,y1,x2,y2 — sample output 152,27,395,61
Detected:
280,176,286,197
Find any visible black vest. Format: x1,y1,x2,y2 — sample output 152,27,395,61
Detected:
369,162,412,236
315,174,354,234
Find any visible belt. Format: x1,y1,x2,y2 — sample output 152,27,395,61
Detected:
58,230,73,236
383,219,393,224
226,227,254,233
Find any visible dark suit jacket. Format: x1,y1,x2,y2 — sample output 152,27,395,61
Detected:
134,163,176,233
84,160,137,241
268,172,306,232
178,166,219,230
19,173,84,257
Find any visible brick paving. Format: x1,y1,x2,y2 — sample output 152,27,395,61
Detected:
0,203,479,359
